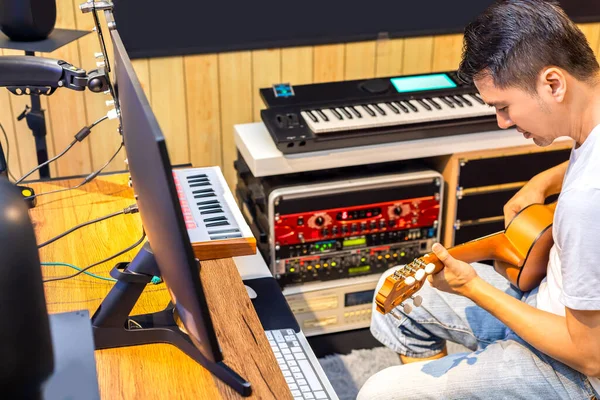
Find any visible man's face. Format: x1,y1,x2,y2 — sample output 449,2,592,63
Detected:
474,75,562,147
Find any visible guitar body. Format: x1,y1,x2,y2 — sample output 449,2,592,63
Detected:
375,203,556,314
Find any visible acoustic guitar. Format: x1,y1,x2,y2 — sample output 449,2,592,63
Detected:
375,202,556,315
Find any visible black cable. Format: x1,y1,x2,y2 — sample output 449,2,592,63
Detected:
37,204,139,249
15,115,110,184
0,121,17,181
43,230,146,283
28,142,123,200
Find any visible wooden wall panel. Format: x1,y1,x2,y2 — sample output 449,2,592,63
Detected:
184,54,222,168
281,46,313,85
148,56,189,165
375,38,405,78
402,37,435,75
313,44,345,83
432,34,464,73
5,0,600,193
73,0,124,173
344,41,376,80
218,51,253,188
251,49,281,122
45,0,91,177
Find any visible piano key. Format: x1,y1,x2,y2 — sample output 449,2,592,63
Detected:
458,94,472,106
193,188,215,194
403,100,418,112
197,199,220,206
198,204,222,211
302,110,318,123
330,108,343,120
194,193,217,199
186,174,207,180
416,99,432,111
426,98,442,110
315,109,329,122
348,106,362,118
439,97,455,108
450,96,464,107
338,107,353,119
200,208,224,215
385,102,400,114
188,178,210,184
469,93,486,105
206,220,230,227
362,105,376,117
207,228,240,235
203,216,228,222
371,104,386,116
393,101,409,113
189,182,211,187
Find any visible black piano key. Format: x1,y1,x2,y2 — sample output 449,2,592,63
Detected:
339,107,353,119
203,216,228,222
439,97,455,108
385,103,400,114
393,101,409,113
330,108,343,120
198,204,222,211
362,105,376,117
205,221,230,228
200,208,224,215
372,104,386,116
458,94,472,106
187,174,207,180
469,93,486,105
426,98,442,110
348,106,362,118
194,193,217,199
305,110,319,122
403,101,418,112
450,96,464,107
192,189,215,195
210,233,243,240
315,109,329,122
207,228,240,235
188,177,210,183
416,99,432,111
197,200,220,206
189,182,211,188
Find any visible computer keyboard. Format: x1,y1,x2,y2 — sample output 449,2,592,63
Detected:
266,329,338,400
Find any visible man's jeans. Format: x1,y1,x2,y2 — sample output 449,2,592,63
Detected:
357,263,599,400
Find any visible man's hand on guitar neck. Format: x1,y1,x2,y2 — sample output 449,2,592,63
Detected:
427,243,478,296
503,161,569,226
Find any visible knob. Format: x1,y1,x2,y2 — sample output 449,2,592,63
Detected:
404,276,416,286
360,222,367,230
425,263,436,274
411,295,423,307
332,226,339,235
298,233,305,243
415,269,426,281
379,220,386,229
370,221,377,230
315,216,325,226
393,206,401,216
342,225,348,234
402,303,413,314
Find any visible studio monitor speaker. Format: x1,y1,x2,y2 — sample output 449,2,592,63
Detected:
0,0,57,41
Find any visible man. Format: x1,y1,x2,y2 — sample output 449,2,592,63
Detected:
358,1,600,398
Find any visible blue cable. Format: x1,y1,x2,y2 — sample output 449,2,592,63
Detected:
41,262,163,284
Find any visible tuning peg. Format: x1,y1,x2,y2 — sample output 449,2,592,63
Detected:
425,263,436,274
404,276,416,286
415,269,426,281
402,302,413,314
411,295,423,307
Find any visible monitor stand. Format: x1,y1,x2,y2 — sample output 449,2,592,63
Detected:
91,242,251,397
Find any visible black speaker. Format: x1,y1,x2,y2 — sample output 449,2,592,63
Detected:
0,0,56,41
0,176,54,398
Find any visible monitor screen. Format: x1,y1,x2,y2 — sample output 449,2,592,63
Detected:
109,29,222,363
390,73,457,93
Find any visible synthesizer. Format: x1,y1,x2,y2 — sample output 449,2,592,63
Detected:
260,71,498,154
173,166,256,260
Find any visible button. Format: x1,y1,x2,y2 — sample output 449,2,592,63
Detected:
360,222,367,230
370,221,376,229
297,217,304,226
22,189,32,197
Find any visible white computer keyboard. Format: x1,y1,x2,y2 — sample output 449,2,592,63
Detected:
265,329,338,400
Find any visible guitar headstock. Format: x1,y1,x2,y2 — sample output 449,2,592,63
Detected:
375,254,442,315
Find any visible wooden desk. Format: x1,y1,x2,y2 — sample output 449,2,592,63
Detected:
30,174,292,399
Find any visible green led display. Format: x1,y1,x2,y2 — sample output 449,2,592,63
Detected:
343,237,367,248
390,73,457,93
349,265,371,275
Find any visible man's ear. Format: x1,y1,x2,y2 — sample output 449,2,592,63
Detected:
538,67,567,103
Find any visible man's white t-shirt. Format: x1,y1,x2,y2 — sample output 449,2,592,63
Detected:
536,124,600,393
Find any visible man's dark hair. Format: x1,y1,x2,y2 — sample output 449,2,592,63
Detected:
458,0,599,92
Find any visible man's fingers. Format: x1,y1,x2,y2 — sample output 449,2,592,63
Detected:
432,243,456,268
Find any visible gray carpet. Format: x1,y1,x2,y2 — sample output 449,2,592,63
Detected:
318,342,469,400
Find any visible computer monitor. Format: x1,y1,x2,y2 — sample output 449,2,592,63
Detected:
90,27,250,396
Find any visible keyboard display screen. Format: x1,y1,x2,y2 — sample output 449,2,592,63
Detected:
390,73,457,93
